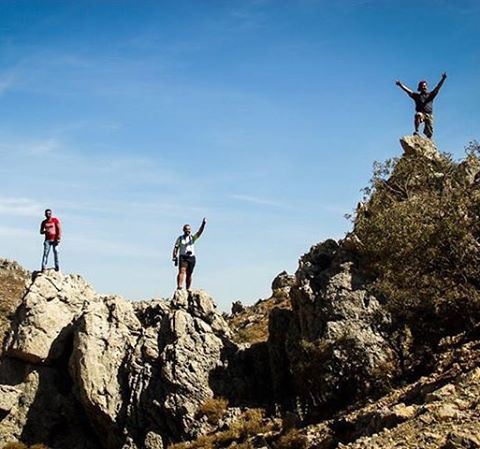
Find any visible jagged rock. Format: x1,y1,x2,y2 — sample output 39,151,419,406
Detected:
271,271,295,294
0,384,21,412
400,135,442,161
6,272,97,363
287,239,398,412
0,357,99,448
0,272,236,449
231,300,245,315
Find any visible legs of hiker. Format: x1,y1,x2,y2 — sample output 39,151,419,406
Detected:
177,264,187,289
52,242,60,271
414,112,423,135
424,114,434,138
176,256,195,290
414,112,433,138
42,241,51,271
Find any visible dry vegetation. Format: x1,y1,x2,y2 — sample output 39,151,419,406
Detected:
227,292,291,345
196,397,229,425
168,409,273,449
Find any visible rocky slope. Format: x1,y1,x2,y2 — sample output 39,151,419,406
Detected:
1,136,480,449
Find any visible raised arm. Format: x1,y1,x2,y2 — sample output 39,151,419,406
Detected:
430,72,447,97
194,218,207,241
395,80,414,97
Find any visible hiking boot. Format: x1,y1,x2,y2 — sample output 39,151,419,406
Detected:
413,131,419,136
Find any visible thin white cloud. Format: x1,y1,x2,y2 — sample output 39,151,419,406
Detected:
229,194,286,208
0,197,44,217
0,225,36,238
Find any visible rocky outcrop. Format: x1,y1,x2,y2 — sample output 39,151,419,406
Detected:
6,273,97,363
281,239,399,415
0,272,234,449
2,137,480,449
400,134,442,161
271,271,295,297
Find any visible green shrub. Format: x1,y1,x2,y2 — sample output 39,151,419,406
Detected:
354,141,480,344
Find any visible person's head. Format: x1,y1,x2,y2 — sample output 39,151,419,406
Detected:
417,80,428,92
44,209,52,219
183,224,191,235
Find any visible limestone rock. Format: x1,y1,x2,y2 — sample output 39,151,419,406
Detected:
6,272,97,363
400,135,442,161
0,272,236,449
0,384,21,412
287,239,398,412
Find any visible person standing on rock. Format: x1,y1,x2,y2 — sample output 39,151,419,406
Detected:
40,208,61,272
395,73,447,138
172,218,206,290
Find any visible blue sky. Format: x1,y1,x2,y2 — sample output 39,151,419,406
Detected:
1,0,479,309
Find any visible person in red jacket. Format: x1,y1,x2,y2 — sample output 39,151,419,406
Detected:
40,208,62,272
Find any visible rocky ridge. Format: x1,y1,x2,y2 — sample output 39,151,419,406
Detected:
1,136,480,449
0,271,236,449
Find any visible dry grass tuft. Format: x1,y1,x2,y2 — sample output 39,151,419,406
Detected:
196,397,229,425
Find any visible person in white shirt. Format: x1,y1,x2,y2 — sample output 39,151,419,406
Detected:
172,218,206,290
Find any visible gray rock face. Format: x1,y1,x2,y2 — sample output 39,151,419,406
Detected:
0,272,234,449
286,239,398,413
5,272,97,363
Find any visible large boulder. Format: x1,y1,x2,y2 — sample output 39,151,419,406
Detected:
5,272,97,363
400,135,442,161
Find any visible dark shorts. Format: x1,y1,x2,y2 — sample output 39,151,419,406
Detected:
179,255,196,274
